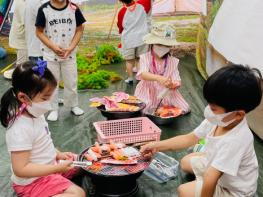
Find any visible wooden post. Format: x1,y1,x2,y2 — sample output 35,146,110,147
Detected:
107,0,119,39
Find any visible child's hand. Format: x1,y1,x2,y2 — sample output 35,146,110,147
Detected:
157,76,170,86
56,152,75,161
61,47,73,59
169,81,181,89
56,160,73,173
140,142,158,159
52,45,65,57
164,79,174,89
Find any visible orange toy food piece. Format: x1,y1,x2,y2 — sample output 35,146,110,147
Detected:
156,106,182,118
88,162,102,172
110,149,128,161
84,154,94,162
95,142,102,154
109,140,118,150
91,147,100,153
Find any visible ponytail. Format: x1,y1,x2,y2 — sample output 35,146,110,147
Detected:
0,87,19,128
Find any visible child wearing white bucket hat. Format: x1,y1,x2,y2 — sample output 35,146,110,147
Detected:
135,23,190,114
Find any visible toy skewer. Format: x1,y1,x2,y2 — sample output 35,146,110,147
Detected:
72,161,92,168
59,160,92,168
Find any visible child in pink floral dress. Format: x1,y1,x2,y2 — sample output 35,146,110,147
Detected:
135,23,190,114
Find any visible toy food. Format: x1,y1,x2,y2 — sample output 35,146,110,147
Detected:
84,142,138,165
155,106,182,118
89,92,142,112
107,103,140,112
110,149,128,161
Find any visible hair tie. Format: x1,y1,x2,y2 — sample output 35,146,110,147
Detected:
32,59,47,77
11,87,16,98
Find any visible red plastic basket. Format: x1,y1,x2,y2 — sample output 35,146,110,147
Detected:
93,117,161,144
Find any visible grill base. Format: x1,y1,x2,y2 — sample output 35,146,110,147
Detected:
85,173,141,197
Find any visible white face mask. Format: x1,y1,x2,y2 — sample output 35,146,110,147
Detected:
204,105,236,127
153,45,171,58
27,100,52,118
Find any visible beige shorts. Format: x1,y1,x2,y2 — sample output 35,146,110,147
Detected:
190,156,234,197
122,44,149,60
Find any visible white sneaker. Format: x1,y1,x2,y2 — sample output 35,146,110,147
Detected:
3,68,15,79
58,98,64,105
125,78,133,84
47,110,58,121
71,107,84,116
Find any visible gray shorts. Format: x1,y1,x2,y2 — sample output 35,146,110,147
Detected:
121,44,149,60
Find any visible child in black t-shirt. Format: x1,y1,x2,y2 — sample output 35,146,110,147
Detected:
36,0,86,121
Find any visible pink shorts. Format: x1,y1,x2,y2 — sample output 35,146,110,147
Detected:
13,168,80,197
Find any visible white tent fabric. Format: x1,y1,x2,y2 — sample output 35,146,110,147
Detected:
208,0,263,74
152,0,176,15
176,0,206,15
152,0,207,16
207,0,263,140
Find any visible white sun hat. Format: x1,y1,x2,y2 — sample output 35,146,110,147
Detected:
143,23,179,46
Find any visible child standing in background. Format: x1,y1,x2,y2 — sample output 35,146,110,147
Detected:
36,0,86,121
117,0,151,84
0,61,85,197
25,0,47,62
5,0,28,79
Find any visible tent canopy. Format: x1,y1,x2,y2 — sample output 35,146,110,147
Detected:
153,0,207,16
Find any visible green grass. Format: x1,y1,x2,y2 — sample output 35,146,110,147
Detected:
176,27,198,42
81,4,119,12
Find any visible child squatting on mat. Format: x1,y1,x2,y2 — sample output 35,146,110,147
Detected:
141,65,262,197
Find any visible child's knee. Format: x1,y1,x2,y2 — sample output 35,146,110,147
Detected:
180,155,191,172
76,187,85,197
70,185,85,197
177,184,186,197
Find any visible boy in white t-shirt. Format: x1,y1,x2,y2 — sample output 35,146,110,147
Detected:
141,65,262,197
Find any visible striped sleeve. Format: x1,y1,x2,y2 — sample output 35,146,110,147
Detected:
170,57,181,81
137,53,151,79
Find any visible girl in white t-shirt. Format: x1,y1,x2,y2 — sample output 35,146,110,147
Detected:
140,65,262,197
0,61,85,197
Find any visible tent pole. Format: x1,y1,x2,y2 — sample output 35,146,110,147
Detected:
107,0,119,39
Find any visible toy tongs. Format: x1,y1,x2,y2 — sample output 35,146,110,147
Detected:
153,88,170,115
